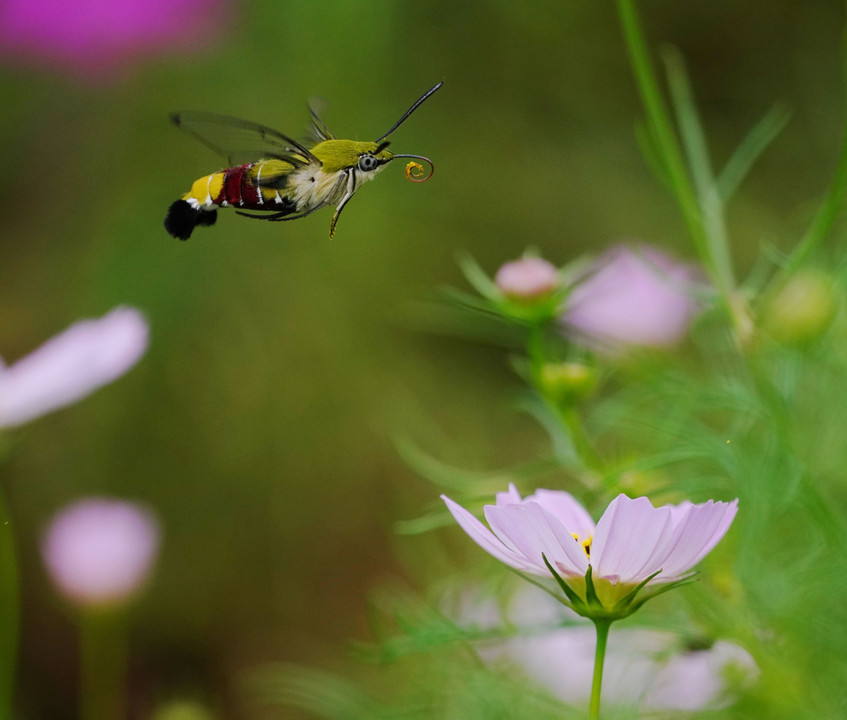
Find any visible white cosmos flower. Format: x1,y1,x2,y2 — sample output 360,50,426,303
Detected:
0,307,148,428
442,486,737,609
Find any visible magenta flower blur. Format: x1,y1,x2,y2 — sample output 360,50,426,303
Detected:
0,0,224,80
442,486,737,616
495,257,559,301
0,307,149,428
561,245,703,352
42,498,159,606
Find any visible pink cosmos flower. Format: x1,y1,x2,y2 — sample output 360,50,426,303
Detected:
495,257,559,301
0,307,149,428
42,497,160,606
561,245,703,352
455,585,757,713
0,0,225,81
442,486,737,609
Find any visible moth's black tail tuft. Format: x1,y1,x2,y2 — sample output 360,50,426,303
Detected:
164,200,217,241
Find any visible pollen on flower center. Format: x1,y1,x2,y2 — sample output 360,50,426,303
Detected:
572,533,592,558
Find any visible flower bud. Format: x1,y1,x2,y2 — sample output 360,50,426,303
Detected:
495,257,559,302
42,498,160,607
760,270,839,345
538,362,598,404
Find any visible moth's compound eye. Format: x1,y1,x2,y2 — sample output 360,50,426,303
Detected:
358,154,378,172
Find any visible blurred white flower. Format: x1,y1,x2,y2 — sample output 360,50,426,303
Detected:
561,244,703,352
457,585,757,714
495,256,559,301
42,498,160,606
0,307,149,428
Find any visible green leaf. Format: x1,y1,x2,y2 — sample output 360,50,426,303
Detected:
783,115,847,274
663,45,735,297
616,0,706,258
634,120,674,191
456,251,501,301
717,104,791,203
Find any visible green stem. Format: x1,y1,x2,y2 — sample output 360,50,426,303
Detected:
525,326,603,473
663,48,736,298
0,484,19,718
616,0,707,260
526,324,547,377
79,609,128,720
589,619,611,720
558,406,603,473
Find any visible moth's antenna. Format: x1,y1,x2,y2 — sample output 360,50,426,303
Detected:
375,81,443,143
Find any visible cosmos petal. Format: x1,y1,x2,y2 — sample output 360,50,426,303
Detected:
0,307,149,428
485,502,589,577
660,499,738,579
522,489,596,540
591,495,675,583
495,483,523,506
441,495,542,575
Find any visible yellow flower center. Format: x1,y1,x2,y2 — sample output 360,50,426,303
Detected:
572,533,592,558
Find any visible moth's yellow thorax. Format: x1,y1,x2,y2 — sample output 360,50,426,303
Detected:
311,140,380,173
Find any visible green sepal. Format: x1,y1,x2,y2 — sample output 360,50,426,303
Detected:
541,554,585,609
611,568,663,614
507,566,577,609
584,565,602,609
626,575,699,614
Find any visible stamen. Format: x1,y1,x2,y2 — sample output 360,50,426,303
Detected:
572,533,592,558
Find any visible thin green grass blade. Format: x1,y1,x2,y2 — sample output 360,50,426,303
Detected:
634,120,673,191
783,120,847,274
456,252,501,301
663,46,735,297
717,104,791,203
616,0,707,258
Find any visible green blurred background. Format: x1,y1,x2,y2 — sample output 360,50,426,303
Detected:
0,0,845,717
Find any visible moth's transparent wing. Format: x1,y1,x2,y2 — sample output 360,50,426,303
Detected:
170,111,319,167
307,98,335,143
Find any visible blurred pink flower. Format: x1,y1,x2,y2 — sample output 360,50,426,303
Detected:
458,585,756,713
42,498,160,606
442,486,737,607
0,307,149,428
561,245,703,352
495,257,559,300
0,0,224,80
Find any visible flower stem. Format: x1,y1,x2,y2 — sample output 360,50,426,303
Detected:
80,609,128,720
0,484,19,718
525,326,603,473
589,619,611,720
558,405,602,473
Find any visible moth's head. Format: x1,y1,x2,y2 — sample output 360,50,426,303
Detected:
311,139,390,174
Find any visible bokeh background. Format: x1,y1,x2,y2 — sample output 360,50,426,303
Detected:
1,1,845,717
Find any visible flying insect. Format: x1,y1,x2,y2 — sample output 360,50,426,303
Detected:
164,81,442,241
